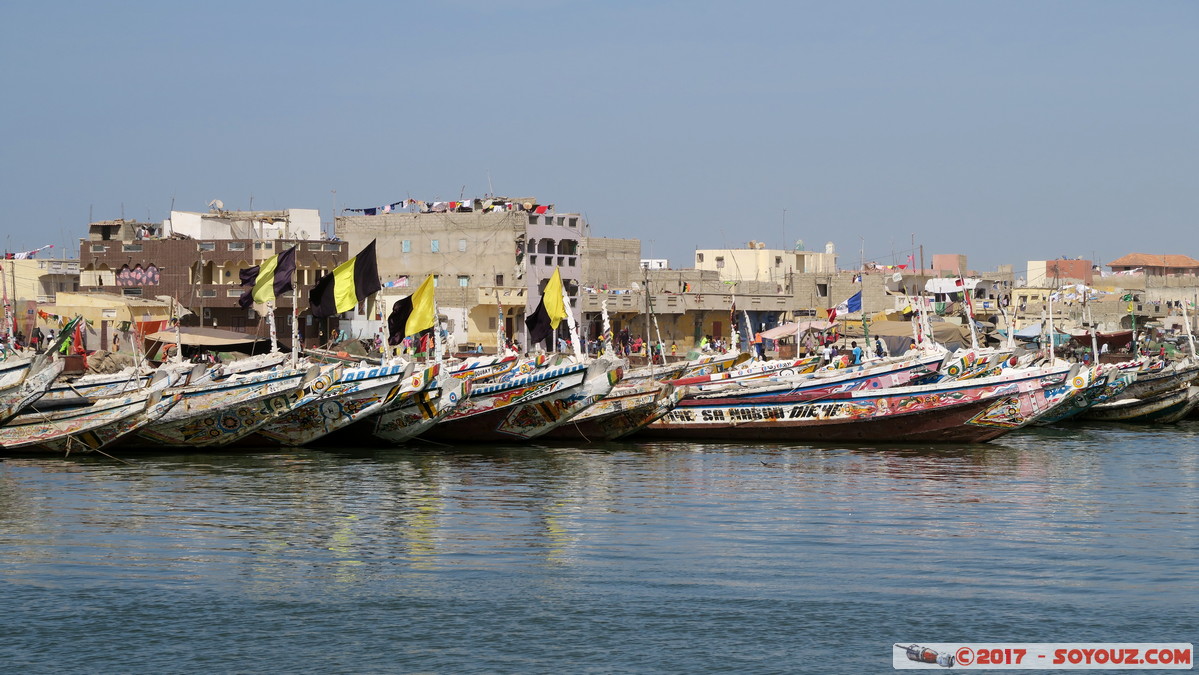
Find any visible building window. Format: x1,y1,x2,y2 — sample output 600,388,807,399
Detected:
91,244,106,253
775,256,782,266
696,253,704,263
431,240,440,253
264,242,273,249
198,242,216,252
495,274,504,286
122,243,143,253
488,317,497,330
122,288,142,296
458,239,466,252
716,257,725,269
254,242,262,249
817,283,829,298
402,240,411,253
227,289,242,297
458,275,469,287
307,243,322,251
228,242,246,251
568,217,577,228
323,243,340,251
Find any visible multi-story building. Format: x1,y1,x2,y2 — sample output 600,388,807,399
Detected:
694,241,837,289
336,197,594,350
1108,253,1199,277
79,212,347,344
5,258,79,303
1026,259,1093,287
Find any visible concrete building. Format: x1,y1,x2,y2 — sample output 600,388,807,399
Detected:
5,258,79,303
1108,253,1199,277
1027,259,1093,287
41,291,174,353
336,197,600,351
694,241,837,288
80,213,347,344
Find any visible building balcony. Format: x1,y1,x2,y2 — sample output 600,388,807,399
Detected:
475,286,529,307
579,291,791,315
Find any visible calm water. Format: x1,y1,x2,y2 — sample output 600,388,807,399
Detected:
1,423,1196,673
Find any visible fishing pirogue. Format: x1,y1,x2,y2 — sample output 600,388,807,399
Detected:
6,258,1199,454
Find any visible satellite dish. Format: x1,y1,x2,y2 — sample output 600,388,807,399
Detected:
825,241,835,254
892,272,903,282
208,199,224,211
794,239,805,251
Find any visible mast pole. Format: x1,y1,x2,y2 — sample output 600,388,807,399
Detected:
562,275,583,360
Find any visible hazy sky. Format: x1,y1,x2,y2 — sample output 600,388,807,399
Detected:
2,1,1195,272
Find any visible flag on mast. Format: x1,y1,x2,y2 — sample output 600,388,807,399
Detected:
827,291,862,322
238,245,297,309
309,240,382,318
524,268,567,347
387,274,437,345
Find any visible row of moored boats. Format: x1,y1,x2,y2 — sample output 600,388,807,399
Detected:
2,339,1198,455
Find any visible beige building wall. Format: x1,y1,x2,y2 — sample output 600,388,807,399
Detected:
694,246,836,285
7,258,80,303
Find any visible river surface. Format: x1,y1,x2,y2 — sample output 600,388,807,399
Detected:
1,422,1196,673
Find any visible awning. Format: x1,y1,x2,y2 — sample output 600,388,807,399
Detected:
142,326,282,354
759,320,835,340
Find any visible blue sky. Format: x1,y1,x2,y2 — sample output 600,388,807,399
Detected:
2,1,1195,272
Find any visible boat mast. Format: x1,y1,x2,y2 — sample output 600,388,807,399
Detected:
561,274,582,360
958,265,979,351
644,265,653,373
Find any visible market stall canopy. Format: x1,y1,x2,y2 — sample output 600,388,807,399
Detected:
144,326,284,355
759,320,836,340
840,320,968,342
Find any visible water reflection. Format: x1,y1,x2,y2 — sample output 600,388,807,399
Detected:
1,428,1196,602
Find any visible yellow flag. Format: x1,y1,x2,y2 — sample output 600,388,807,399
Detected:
543,268,567,329
406,275,436,336
250,254,280,304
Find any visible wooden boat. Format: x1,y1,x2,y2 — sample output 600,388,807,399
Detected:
678,352,945,400
0,389,181,454
540,381,681,442
1112,359,1199,401
622,350,751,386
0,356,34,391
36,363,204,410
637,364,1073,444
0,358,66,425
1080,384,1199,424
365,371,471,444
669,355,822,388
122,364,326,448
251,362,433,446
1032,366,1131,426
419,357,623,443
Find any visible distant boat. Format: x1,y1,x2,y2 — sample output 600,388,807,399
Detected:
1081,385,1199,424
